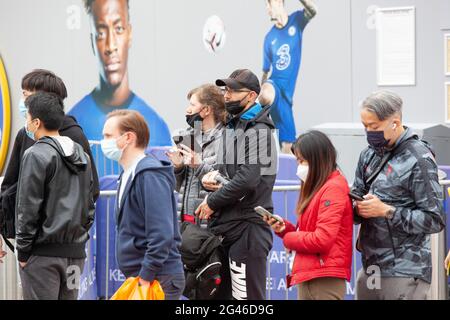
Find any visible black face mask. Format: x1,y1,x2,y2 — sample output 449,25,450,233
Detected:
225,101,245,115
185,113,203,128
225,93,250,116
366,130,390,152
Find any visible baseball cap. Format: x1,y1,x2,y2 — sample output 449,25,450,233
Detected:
216,69,261,95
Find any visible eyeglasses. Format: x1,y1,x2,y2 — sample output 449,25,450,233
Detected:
220,87,251,95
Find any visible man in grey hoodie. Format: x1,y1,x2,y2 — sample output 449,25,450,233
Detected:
16,92,95,300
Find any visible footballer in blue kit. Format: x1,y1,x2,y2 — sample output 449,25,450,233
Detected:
260,0,317,153
69,91,171,146
69,0,171,176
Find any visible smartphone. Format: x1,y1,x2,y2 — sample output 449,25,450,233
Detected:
172,133,202,152
349,192,364,201
254,206,283,223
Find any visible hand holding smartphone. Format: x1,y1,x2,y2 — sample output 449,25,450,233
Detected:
254,206,283,223
349,192,364,202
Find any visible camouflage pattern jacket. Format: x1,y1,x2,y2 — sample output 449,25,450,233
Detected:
352,127,445,283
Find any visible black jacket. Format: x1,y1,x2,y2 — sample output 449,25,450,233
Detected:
15,137,96,262
1,115,99,201
206,104,278,244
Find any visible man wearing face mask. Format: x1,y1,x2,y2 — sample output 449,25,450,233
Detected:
101,110,184,299
16,92,95,300
166,84,225,225
195,69,278,300
0,69,99,254
351,90,445,300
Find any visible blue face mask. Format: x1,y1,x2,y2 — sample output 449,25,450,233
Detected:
101,135,125,162
25,119,37,141
19,99,27,119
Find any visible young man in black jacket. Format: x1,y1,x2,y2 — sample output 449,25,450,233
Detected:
1,69,99,203
0,69,99,250
16,92,95,300
196,69,278,300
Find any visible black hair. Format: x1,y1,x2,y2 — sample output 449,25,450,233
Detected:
25,92,65,131
293,130,338,214
83,0,130,16
21,69,68,101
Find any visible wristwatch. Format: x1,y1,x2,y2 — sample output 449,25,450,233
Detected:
385,206,396,220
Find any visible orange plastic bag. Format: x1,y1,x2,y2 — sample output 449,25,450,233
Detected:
110,277,165,300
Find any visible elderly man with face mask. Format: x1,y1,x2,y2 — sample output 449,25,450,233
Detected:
351,90,446,300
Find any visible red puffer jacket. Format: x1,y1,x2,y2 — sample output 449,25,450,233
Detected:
277,171,353,287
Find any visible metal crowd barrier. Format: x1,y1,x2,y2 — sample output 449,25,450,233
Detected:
94,182,450,300
1,182,449,300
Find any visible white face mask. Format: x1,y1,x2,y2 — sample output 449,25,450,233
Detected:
101,134,126,162
296,164,309,182
19,98,28,119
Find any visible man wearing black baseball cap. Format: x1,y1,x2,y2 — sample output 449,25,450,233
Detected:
196,69,277,300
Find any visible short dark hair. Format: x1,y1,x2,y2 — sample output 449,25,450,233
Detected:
25,92,65,131
106,110,150,149
83,0,130,15
21,69,68,101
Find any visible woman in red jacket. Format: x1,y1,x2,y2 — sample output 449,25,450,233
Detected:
265,130,353,300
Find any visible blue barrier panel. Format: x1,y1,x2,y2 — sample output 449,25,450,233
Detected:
95,175,124,299
78,223,97,300
266,154,299,299
268,184,299,300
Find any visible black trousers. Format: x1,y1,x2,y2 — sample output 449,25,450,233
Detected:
214,223,273,300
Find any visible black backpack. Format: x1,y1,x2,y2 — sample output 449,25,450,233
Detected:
0,182,17,252
180,221,223,300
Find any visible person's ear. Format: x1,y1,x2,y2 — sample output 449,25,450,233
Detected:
202,106,211,117
129,132,139,147
392,118,401,130
124,132,132,145
34,118,41,130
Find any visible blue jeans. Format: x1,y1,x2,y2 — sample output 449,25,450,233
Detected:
155,273,185,300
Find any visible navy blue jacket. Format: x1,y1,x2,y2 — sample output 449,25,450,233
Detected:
115,156,183,282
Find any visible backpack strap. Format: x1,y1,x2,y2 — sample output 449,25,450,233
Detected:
366,137,417,187
1,234,14,252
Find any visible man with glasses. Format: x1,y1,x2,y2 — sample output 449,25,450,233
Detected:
196,69,278,300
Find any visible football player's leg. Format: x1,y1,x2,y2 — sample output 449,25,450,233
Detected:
278,100,296,154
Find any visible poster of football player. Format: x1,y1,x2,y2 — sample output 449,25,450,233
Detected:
68,0,171,147
259,0,317,154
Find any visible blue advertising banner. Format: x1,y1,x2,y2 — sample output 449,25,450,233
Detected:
95,175,125,299
78,223,97,300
